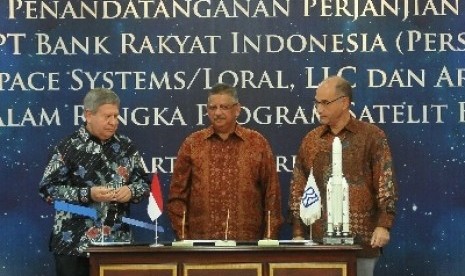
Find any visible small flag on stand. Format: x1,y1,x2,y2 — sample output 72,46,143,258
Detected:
300,169,321,225
147,173,163,221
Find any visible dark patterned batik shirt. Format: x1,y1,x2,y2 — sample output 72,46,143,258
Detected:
289,117,398,258
167,124,283,241
39,125,149,256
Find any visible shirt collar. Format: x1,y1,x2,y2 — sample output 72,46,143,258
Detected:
78,124,118,144
204,123,245,141
319,116,359,138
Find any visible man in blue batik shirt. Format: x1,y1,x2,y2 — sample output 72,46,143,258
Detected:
39,88,150,276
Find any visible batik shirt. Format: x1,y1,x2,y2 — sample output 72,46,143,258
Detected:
289,117,398,257
39,125,149,256
167,124,283,241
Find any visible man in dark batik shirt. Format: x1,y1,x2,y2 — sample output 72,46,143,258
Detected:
39,88,149,276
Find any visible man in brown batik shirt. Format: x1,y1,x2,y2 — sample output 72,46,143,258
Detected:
167,83,283,241
288,76,398,276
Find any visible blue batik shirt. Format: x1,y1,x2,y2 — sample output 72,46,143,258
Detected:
39,124,150,256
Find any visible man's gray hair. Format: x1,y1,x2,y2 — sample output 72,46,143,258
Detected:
208,83,239,103
321,76,353,102
83,88,120,113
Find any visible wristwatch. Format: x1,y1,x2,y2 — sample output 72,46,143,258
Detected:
78,187,91,203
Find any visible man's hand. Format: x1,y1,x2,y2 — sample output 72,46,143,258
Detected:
90,186,132,203
113,186,132,203
370,226,390,248
90,186,115,203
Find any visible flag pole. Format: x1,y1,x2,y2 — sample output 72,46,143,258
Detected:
155,219,159,246
150,218,164,247
305,219,316,245
308,219,313,241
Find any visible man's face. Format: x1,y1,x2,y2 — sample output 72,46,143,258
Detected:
207,93,241,133
85,103,119,141
314,81,347,127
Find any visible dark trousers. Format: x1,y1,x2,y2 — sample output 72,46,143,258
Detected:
54,254,89,276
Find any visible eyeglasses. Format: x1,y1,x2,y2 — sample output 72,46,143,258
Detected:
313,96,346,108
207,103,238,111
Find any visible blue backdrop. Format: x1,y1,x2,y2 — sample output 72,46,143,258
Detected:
1,0,465,275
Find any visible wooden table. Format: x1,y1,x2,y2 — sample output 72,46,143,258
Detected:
88,243,361,276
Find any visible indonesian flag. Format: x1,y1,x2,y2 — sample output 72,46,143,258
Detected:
147,173,163,221
300,169,321,225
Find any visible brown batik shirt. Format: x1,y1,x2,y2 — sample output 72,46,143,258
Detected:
168,124,283,241
289,117,397,257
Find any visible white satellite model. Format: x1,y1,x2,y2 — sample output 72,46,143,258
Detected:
323,137,354,245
